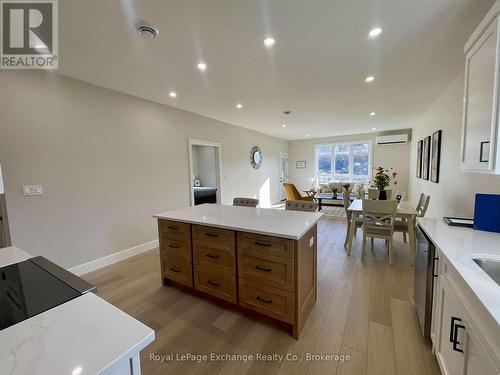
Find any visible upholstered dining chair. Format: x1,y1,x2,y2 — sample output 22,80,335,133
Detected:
283,183,315,202
233,197,259,207
361,199,397,264
343,191,363,248
285,200,318,212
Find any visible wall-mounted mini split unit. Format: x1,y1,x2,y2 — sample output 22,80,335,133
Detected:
375,134,409,145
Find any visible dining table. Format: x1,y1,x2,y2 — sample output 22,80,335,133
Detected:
346,199,419,265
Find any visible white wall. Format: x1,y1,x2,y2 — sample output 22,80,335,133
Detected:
192,145,217,187
0,71,287,268
409,72,500,218
0,164,4,195
289,130,412,196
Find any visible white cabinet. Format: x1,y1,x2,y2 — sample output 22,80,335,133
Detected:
435,270,498,374
461,2,500,174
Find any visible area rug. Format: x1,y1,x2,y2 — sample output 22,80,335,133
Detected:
321,206,346,218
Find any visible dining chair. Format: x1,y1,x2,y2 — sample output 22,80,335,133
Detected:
283,183,315,202
394,194,430,244
343,191,363,248
285,200,318,212
368,188,379,200
233,197,259,207
361,199,397,264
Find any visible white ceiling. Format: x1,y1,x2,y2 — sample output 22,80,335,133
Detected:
57,0,494,140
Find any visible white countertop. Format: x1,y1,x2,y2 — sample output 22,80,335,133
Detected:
0,248,155,375
154,204,323,240
0,292,155,375
417,218,500,325
0,246,32,267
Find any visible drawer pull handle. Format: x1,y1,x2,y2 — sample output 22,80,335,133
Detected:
206,233,219,238
255,265,272,272
450,316,465,353
256,296,272,304
169,244,180,249
167,226,178,230
206,253,220,259
169,267,181,273
255,241,272,247
207,280,220,287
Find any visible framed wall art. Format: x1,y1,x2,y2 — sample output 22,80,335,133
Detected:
422,136,431,181
296,160,306,169
416,140,423,178
431,130,442,183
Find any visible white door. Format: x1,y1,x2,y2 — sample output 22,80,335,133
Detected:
279,153,289,201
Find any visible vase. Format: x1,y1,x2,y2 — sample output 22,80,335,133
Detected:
379,190,387,200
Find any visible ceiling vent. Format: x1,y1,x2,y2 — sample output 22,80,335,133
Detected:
376,134,408,145
135,21,159,39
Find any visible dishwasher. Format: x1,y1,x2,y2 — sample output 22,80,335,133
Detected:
414,224,437,338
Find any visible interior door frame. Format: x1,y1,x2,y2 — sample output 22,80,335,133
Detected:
188,139,222,206
279,152,289,201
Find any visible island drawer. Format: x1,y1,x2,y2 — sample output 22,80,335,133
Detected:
193,241,236,274
194,265,237,303
238,250,294,292
238,278,294,323
160,235,192,261
193,225,235,246
161,257,193,287
237,232,294,258
158,220,191,238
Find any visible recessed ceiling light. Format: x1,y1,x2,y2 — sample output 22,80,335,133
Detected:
372,127,377,130
236,103,243,109
370,112,376,116
369,27,382,38
365,75,375,83
263,37,275,47
305,134,310,137
135,21,159,39
282,124,286,128
169,91,177,98
197,62,207,71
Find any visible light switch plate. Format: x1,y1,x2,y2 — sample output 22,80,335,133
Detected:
23,185,43,196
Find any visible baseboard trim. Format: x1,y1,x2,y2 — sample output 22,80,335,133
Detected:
69,239,159,276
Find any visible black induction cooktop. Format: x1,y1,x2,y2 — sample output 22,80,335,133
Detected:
0,256,96,330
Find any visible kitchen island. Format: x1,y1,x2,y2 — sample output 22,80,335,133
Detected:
0,247,155,375
153,204,322,338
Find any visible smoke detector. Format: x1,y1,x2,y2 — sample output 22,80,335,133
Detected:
135,20,159,39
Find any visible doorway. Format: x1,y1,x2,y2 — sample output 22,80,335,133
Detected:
0,163,11,248
279,153,289,201
188,139,222,206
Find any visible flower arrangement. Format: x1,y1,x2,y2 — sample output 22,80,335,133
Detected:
373,167,398,191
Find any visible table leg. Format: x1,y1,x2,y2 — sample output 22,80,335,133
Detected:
318,198,322,211
347,212,357,256
408,215,416,266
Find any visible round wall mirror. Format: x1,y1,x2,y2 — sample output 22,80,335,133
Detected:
250,146,263,169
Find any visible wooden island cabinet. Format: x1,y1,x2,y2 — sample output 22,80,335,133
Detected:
154,204,322,338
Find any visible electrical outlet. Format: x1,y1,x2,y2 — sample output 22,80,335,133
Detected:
23,185,43,196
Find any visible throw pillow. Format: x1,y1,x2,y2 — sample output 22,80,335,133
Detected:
320,184,332,193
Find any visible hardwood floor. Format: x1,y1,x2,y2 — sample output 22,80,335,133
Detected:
83,217,441,375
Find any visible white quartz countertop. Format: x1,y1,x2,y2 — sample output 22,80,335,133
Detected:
0,292,155,375
0,246,32,267
417,218,500,325
154,204,323,240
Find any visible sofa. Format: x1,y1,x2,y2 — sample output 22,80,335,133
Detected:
315,182,366,207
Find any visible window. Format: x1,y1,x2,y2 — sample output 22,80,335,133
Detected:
315,141,372,184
